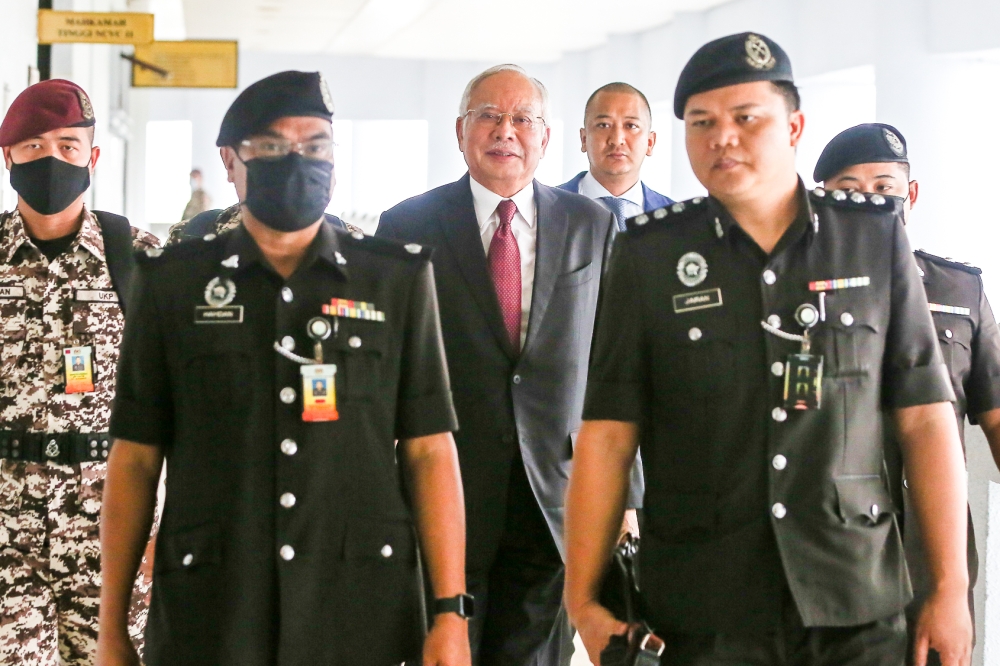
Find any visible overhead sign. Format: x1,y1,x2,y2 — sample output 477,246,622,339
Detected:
37,10,154,45
132,41,239,89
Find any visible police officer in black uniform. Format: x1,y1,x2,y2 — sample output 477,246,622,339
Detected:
816,123,1000,665
96,71,472,666
564,33,973,666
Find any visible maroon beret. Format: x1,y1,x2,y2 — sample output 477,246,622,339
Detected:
0,79,96,147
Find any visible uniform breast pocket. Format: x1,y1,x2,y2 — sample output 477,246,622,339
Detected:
331,321,387,400
935,318,972,377
0,308,26,378
827,310,880,378
662,315,736,397
72,302,123,387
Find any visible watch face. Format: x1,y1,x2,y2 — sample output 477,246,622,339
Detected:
461,594,475,619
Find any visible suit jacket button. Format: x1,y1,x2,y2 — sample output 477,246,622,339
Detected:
512,375,521,384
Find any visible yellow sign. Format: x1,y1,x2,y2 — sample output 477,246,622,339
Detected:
37,10,154,45
132,41,239,89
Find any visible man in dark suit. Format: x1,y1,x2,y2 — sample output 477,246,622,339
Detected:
559,82,672,229
377,64,641,666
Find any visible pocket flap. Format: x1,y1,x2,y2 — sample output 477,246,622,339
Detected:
554,263,593,288
834,476,894,524
157,522,222,573
343,519,416,563
332,320,387,356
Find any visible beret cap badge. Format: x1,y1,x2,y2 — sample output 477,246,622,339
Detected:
77,90,95,121
883,129,905,157
745,34,776,70
318,73,335,114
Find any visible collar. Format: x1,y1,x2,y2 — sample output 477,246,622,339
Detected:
579,171,644,207
220,221,348,280
0,206,104,264
707,177,817,250
469,175,536,232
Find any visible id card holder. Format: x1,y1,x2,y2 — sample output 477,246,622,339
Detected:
301,364,339,422
783,353,823,410
64,346,95,394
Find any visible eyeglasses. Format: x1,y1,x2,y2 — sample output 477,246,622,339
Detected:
238,137,335,161
464,108,546,133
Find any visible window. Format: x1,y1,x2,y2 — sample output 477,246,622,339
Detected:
144,120,192,233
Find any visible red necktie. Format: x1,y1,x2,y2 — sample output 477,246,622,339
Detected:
488,199,521,353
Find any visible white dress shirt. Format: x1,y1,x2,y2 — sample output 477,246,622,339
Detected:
578,171,645,220
469,176,536,348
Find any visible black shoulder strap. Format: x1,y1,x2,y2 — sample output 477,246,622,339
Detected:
324,213,346,229
182,209,225,241
92,210,135,315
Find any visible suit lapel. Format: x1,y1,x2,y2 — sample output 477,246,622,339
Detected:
436,175,516,358
522,181,568,357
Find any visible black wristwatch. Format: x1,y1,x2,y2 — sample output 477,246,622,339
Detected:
434,594,475,619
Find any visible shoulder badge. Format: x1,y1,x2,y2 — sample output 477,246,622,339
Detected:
341,230,433,261
625,196,708,233
745,34,776,71
914,249,982,276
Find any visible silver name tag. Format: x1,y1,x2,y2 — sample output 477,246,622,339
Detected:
75,289,119,303
0,285,25,299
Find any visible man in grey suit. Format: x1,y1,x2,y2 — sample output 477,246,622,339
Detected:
377,64,641,666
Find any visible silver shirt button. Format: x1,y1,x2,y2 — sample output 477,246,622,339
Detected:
280,492,296,508
348,336,362,349
182,553,194,567
762,269,776,285
871,504,880,518
945,329,953,339
840,312,854,327
280,387,296,404
380,544,393,558
512,374,522,384
281,336,295,351
281,287,294,303
279,545,295,561
688,327,702,341
280,439,298,456
771,407,787,422
772,454,788,471
771,503,787,519
767,314,782,329
771,361,785,377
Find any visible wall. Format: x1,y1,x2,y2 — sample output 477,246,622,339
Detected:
0,0,40,212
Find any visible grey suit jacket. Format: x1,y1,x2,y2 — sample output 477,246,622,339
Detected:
377,174,642,570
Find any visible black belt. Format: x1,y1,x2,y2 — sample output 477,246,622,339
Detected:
0,431,112,464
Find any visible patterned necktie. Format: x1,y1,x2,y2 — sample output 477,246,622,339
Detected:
599,195,630,232
488,199,521,353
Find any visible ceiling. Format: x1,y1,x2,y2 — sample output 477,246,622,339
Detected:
180,0,730,61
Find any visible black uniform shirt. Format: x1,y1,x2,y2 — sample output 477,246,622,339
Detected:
110,222,458,666
583,183,955,634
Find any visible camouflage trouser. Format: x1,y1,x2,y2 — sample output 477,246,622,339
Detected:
0,459,154,665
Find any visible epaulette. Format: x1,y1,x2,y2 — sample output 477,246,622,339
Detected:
625,196,709,233
808,187,896,211
914,249,982,275
135,232,219,265
338,228,434,261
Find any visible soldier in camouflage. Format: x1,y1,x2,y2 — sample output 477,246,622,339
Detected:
0,80,158,665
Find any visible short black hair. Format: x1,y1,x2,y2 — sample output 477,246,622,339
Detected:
584,82,652,124
85,125,95,147
771,81,800,113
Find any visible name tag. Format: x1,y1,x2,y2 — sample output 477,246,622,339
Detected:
673,288,723,313
0,285,25,299
929,303,971,316
75,289,119,303
194,305,244,324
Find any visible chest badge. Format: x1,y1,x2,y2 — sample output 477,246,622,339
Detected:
928,303,971,316
204,277,237,307
677,252,708,288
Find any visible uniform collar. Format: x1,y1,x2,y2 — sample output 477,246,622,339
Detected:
220,221,348,280
0,206,104,264
707,178,817,250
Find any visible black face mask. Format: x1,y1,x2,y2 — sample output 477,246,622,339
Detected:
243,153,333,232
10,156,91,216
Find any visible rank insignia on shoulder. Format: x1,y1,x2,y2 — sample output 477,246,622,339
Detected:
322,298,385,322
673,288,723,313
0,284,25,299
808,276,870,292
928,303,971,316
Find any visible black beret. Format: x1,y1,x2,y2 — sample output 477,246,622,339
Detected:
813,123,908,183
674,32,793,119
216,71,335,147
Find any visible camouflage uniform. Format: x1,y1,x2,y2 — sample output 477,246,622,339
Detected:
0,207,159,665
165,203,361,246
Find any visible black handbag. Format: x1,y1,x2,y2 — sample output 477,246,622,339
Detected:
598,535,665,666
